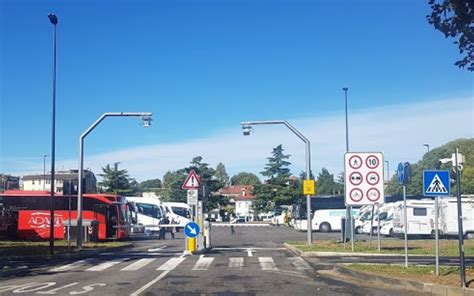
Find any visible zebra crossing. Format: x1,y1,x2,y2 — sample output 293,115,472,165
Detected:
48,254,312,274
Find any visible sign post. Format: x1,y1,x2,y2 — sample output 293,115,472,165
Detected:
182,170,201,254
398,162,412,268
423,170,450,276
345,152,384,252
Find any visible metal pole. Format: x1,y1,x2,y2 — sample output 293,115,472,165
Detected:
455,149,466,287
43,155,48,191
435,195,439,276
77,112,152,249
351,206,354,251
343,87,351,246
369,205,374,248
48,14,58,256
377,205,381,252
68,181,71,251
403,185,408,268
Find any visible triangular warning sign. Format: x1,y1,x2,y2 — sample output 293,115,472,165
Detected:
182,170,201,189
426,174,448,193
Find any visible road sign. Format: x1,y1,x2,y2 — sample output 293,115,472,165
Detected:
182,170,201,189
303,180,315,195
345,152,384,206
397,162,412,185
187,189,198,205
184,222,200,238
423,170,450,197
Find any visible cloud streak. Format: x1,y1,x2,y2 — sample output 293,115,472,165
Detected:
4,96,473,182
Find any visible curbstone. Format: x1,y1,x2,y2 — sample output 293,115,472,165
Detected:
0,266,28,278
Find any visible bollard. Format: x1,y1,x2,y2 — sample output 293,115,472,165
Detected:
187,237,196,253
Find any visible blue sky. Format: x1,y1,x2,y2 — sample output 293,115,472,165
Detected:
0,0,472,181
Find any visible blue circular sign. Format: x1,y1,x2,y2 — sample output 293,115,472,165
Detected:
184,222,200,238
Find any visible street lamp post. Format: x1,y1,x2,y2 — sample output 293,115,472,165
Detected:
43,155,49,190
342,87,353,249
424,144,430,154
240,120,313,245
77,112,152,249
48,13,58,255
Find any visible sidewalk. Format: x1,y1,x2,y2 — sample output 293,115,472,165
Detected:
284,243,474,296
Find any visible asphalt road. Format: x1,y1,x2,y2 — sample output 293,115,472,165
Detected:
0,226,428,296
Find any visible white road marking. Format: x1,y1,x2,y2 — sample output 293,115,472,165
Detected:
37,283,80,294
228,257,244,270
86,258,129,271
288,257,312,271
50,259,94,272
212,247,285,251
131,255,186,296
121,258,156,271
147,246,166,252
156,257,186,271
247,249,253,257
211,223,270,227
258,257,278,271
192,255,214,271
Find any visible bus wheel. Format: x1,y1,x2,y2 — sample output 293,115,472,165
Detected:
319,222,331,233
465,233,474,239
355,226,362,234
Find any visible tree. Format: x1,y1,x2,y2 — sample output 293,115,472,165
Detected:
261,144,291,185
161,170,187,202
139,178,162,190
427,0,474,71
316,168,341,195
98,162,134,195
215,162,230,185
230,172,261,186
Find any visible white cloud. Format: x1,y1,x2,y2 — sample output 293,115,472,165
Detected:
5,96,474,182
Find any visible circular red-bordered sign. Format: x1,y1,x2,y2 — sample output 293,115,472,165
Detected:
366,188,381,202
349,172,363,186
365,155,380,169
349,155,363,169
366,171,380,185
349,188,363,202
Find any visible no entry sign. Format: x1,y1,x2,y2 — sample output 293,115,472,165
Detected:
345,152,385,206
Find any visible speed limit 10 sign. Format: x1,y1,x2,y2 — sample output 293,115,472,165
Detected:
344,152,385,206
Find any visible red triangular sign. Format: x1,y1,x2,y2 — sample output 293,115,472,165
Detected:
182,170,201,189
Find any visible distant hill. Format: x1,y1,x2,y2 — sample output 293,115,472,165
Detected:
386,138,474,195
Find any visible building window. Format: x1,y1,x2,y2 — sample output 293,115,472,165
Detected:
413,208,427,216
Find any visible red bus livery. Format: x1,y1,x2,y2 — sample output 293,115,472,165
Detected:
0,190,131,240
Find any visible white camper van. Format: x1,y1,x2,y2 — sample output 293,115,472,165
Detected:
439,197,474,238
392,200,435,236
162,202,192,229
126,196,165,233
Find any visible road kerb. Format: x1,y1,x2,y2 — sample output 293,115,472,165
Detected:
283,242,405,257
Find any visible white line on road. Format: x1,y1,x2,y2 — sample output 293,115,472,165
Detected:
288,257,312,271
211,223,270,227
258,257,278,271
86,258,129,271
247,249,253,257
212,247,285,251
192,255,214,271
131,254,185,296
156,257,186,271
147,246,166,252
228,257,244,270
50,259,94,272
120,258,156,271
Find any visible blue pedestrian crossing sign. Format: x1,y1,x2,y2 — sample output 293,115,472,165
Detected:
423,170,450,197
184,222,200,238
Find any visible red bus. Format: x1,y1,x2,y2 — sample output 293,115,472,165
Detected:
0,190,131,240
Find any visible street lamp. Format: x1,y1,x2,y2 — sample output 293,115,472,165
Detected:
43,155,49,190
424,144,430,153
77,112,153,249
240,120,313,245
342,87,353,248
48,13,58,255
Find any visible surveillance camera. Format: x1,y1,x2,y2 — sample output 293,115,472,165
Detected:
242,126,252,136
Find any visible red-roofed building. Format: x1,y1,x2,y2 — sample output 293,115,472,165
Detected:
219,185,256,221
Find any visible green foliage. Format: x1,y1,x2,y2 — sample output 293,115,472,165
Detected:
254,145,302,212
139,178,162,191
427,0,474,71
261,144,291,186
316,168,343,195
98,163,135,195
386,138,474,195
161,170,187,202
215,162,230,185
230,172,261,186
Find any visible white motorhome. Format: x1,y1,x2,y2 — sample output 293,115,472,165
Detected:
359,202,402,235
354,205,374,234
439,197,474,239
126,196,165,233
392,200,435,236
162,202,192,228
